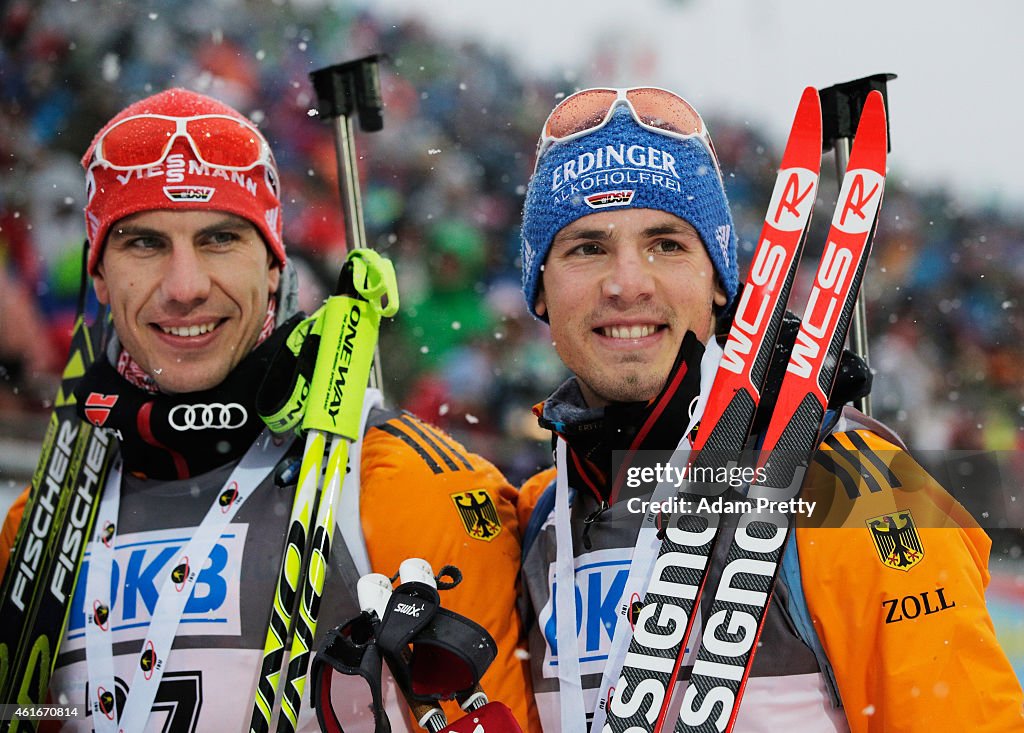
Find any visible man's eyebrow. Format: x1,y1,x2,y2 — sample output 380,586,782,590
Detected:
554,221,700,245
642,222,699,238
195,216,253,237
109,224,162,239
553,227,612,244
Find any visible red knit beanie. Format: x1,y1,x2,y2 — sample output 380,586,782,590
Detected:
81,88,284,275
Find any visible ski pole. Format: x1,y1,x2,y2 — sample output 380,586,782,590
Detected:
249,55,394,733
288,254,396,730
819,72,896,416
309,54,386,391
249,252,398,733
395,560,451,732
318,563,521,733
393,560,504,731
356,572,451,732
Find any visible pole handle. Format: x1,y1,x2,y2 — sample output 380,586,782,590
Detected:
819,72,896,153
309,55,385,132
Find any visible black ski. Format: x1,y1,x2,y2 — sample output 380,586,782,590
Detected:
0,306,115,728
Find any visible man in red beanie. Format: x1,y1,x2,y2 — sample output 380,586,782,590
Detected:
0,89,539,732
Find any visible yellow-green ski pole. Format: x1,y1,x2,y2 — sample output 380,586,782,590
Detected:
249,55,392,733
276,252,397,733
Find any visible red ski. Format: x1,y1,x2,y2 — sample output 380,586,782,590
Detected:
602,86,824,733
676,89,887,733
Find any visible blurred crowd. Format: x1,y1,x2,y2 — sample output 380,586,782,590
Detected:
2,0,1023,488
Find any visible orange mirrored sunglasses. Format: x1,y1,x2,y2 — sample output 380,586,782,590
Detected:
536,86,722,180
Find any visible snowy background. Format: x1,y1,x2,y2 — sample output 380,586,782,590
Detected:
0,0,1021,683
370,0,1024,211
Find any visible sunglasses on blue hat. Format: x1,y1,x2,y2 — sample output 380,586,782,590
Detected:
534,86,723,183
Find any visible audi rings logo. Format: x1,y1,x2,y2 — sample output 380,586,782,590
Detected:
168,402,248,431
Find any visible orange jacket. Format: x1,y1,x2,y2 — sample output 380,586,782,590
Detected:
0,487,26,578
0,412,541,733
797,428,1024,731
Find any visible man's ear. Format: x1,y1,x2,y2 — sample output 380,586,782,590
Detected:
268,259,281,295
713,278,728,309
535,285,547,318
93,262,110,305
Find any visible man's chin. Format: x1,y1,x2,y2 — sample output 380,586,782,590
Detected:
582,370,666,406
152,368,228,395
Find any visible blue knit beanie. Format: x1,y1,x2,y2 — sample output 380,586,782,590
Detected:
521,106,738,320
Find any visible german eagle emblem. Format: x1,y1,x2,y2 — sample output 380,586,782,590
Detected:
867,510,924,571
451,490,502,542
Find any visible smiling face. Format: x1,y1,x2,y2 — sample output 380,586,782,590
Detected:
92,209,281,394
536,208,726,407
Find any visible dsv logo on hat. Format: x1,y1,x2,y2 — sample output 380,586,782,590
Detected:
168,402,248,431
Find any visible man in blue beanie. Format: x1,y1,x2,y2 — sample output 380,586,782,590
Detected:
520,90,736,409
515,87,1023,732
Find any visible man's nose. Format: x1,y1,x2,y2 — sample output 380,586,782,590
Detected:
601,249,655,304
160,245,211,307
